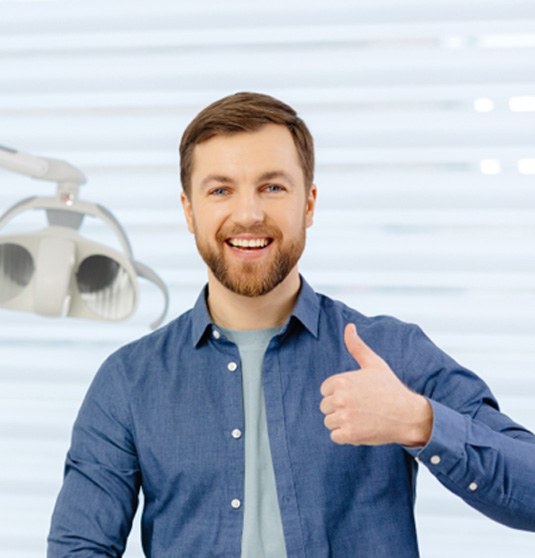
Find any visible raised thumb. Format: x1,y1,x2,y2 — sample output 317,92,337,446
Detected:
344,323,381,368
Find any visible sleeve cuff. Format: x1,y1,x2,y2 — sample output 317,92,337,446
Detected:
405,399,466,474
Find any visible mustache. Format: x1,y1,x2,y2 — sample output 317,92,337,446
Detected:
216,224,282,242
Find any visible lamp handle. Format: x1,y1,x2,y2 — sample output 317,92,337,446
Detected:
133,260,170,330
33,236,76,317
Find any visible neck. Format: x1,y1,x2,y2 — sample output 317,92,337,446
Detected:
206,268,301,330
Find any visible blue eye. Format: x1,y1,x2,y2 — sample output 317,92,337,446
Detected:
209,187,229,196
265,183,284,193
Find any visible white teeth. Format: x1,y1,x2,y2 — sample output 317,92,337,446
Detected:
229,238,269,248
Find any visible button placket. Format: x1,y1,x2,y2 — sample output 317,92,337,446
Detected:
220,347,244,521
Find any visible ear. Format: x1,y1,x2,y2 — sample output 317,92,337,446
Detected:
305,184,317,228
180,192,195,234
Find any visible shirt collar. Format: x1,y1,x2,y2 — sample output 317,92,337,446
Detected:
190,275,320,347
289,276,320,338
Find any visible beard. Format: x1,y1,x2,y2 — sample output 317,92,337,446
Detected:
193,221,306,297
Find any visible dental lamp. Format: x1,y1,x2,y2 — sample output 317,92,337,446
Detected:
0,145,169,329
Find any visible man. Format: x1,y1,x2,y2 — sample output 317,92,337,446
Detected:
48,92,535,557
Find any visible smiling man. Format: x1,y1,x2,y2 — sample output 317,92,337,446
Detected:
48,92,535,557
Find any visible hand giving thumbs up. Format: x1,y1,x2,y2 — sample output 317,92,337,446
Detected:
320,324,433,447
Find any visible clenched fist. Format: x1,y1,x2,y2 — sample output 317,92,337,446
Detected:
320,324,433,447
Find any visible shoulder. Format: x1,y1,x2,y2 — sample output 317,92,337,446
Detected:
313,290,441,379
314,289,472,393
97,309,195,386
315,290,416,342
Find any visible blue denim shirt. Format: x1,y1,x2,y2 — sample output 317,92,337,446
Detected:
48,278,535,557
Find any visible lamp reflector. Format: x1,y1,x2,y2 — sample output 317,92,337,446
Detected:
76,255,135,320
0,243,35,303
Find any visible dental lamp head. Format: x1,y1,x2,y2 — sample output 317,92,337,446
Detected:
0,145,169,329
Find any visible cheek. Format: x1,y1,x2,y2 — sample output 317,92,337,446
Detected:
273,202,308,228
192,207,227,239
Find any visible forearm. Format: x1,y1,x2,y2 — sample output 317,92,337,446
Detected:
411,400,535,531
48,452,140,556
48,357,141,555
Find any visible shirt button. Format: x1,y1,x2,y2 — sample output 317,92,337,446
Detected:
231,498,241,509
430,455,441,465
468,482,478,492
212,329,221,339
227,361,238,372
231,428,242,439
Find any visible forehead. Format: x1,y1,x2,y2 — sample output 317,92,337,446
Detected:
190,124,303,183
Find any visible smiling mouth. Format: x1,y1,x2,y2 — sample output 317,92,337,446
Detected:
226,237,273,250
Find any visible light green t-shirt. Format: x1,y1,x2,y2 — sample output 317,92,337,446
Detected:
221,327,287,558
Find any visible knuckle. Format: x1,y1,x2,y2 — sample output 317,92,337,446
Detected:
336,375,351,388
331,390,345,403
333,393,349,409
339,409,353,426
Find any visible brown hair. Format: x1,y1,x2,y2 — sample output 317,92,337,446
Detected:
179,91,314,196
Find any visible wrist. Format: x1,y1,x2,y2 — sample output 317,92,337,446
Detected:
404,394,434,448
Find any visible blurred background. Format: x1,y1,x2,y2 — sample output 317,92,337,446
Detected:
1,0,535,556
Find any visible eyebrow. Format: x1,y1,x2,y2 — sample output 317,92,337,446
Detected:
201,170,295,190
200,170,296,190
257,171,296,187
200,175,236,190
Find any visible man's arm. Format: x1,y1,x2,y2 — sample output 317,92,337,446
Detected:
320,323,535,531
48,356,141,556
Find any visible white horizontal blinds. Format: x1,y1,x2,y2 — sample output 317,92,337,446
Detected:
0,1,534,556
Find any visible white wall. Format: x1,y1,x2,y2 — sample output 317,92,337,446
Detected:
1,1,534,556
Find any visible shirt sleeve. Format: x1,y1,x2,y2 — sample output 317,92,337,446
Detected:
400,324,535,532
47,354,141,556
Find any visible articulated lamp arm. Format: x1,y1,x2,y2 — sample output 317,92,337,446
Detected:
0,144,86,194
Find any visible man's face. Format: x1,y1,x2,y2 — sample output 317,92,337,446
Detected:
181,124,316,297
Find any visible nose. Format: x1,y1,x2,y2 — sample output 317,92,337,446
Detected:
231,190,264,226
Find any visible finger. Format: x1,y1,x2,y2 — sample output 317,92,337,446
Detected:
320,376,335,397
319,395,337,415
344,323,383,368
329,427,347,445
323,411,342,431
320,371,350,397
